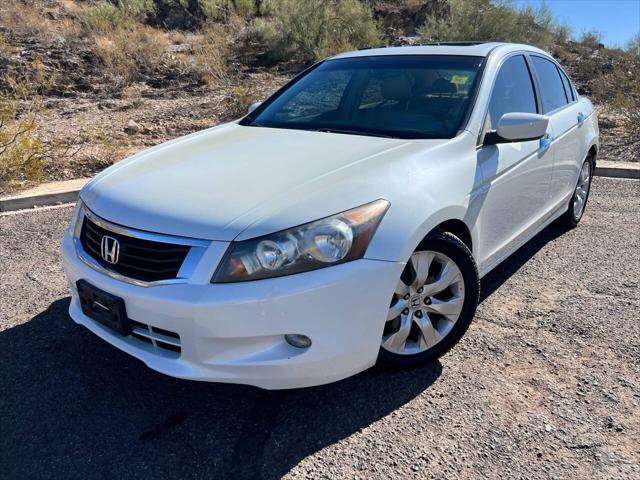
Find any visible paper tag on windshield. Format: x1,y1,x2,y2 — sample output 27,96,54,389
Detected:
450,74,469,85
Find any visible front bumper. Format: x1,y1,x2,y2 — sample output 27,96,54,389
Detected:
61,229,404,389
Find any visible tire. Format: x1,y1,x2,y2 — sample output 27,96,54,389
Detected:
378,231,480,368
559,155,594,227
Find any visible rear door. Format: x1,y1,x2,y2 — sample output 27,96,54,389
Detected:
529,55,585,208
476,54,554,269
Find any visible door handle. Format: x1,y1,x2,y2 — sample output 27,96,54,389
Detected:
577,112,585,126
539,133,553,151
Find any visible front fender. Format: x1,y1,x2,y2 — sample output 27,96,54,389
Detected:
365,203,475,264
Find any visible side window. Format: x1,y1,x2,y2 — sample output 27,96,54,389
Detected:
559,68,576,102
531,56,569,113
487,55,537,130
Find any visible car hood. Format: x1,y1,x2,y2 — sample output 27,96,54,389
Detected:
81,123,444,241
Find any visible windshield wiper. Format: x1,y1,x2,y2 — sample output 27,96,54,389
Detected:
316,127,397,139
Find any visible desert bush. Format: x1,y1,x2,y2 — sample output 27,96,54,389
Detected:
199,0,230,20
197,0,257,21
76,1,171,88
595,58,640,135
0,33,10,56
79,0,156,34
116,0,157,18
579,29,603,49
223,85,260,120
626,34,640,58
79,1,125,34
0,85,45,193
1,0,80,38
247,0,380,62
418,0,560,50
93,23,170,88
553,24,572,45
256,0,277,16
234,0,257,18
191,24,229,85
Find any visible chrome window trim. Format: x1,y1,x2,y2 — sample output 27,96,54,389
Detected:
73,203,210,287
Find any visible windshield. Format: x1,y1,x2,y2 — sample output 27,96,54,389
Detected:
241,55,484,139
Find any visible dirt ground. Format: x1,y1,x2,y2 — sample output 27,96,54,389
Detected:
0,177,639,479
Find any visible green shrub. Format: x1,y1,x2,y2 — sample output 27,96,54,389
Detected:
79,1,124,34
249,0,380,62
553,24,572,44
580,29,603,49
117,0,156,18
234,0,256,18
418,0,559,50
199,0,229,20
256,0,277,16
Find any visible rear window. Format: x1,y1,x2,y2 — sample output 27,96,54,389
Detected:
531,56,569,113
559,68,576,102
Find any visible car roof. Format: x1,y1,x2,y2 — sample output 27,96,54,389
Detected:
331,42,549,59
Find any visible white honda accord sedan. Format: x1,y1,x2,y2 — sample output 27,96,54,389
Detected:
62,42,599,389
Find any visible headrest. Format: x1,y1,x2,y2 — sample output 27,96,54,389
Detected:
381,75,413,101
431,78,457,94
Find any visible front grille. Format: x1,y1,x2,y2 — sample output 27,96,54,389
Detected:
131,320,181,355
80,216,190,282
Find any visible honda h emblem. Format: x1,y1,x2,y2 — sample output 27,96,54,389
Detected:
100,236,120,264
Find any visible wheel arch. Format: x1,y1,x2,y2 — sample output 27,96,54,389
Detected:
418,219,473,254
588,143,598,167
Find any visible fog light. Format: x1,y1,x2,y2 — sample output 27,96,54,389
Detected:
285,334,312,348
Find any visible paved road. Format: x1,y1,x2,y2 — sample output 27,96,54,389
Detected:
1,178,638,479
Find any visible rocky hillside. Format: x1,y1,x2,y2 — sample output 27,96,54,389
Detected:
0,0,638,194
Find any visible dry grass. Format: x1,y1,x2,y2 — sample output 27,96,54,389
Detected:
191,24,230,85
0,33,12,57
223,85,259,120
92,24,170,88
0,0,81,38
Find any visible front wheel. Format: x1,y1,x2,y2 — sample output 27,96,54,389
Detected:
378,231,479,368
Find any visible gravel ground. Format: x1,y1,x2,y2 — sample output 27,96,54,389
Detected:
0,178,638,479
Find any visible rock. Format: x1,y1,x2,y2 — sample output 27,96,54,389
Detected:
124,120,143,135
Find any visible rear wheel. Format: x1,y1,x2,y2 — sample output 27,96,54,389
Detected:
560,155,593,227
378,231,479,367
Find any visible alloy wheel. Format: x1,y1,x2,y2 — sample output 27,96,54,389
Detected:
573,161,591,219
382,251,465,355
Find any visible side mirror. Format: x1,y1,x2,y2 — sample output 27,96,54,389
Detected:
484,112,549,145
247,101,262,114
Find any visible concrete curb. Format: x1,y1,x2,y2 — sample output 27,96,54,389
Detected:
594,164,639,179
1,179,88,213
1,162,638,213
0,190,80,213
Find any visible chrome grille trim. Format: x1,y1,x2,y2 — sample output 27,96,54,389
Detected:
73,202,211,287
131,325,181,348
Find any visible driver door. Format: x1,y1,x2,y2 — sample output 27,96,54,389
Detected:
476,54,555,271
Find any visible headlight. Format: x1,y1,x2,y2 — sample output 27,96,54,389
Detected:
212,199,389,282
